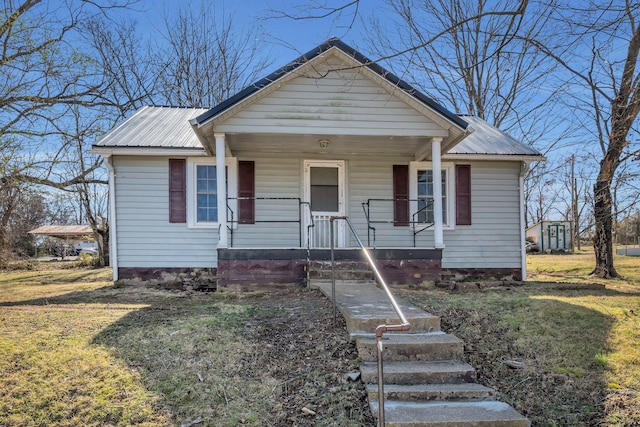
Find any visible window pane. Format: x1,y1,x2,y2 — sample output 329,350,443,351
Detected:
196,165,217,222
416,169,447,225
310,167,339,212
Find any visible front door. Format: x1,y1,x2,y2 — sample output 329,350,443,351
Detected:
304,160,345,248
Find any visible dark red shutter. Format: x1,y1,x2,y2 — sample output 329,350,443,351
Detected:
456,164,472,225
393,165,409,226
238,161,255,224
169,159,187,223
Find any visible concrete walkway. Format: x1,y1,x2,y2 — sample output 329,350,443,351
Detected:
313,281,530,427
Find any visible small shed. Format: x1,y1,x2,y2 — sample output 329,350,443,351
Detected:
526,221,572,252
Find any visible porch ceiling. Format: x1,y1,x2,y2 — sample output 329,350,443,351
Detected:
212,133,437,157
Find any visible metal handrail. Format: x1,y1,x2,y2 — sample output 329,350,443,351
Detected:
225,197,305,247
362,198,435,247
329,216,410,426
411,203,435,247
301,201,314,287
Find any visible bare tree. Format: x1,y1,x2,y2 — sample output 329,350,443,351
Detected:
156,4,273,107
527,1,640,277
0,0,137,265
366,1,556,129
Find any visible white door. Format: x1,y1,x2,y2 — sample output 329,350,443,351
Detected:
304,160,346,248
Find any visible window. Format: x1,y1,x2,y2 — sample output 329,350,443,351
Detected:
416,169,447,224
186,158,237,228
310,166,339,212
196,165,218,222
409,162,454,228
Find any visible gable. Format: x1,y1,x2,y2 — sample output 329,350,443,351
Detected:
213,53,451,138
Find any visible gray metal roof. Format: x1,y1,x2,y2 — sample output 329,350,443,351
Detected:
93,106,208,149
450,115,542,156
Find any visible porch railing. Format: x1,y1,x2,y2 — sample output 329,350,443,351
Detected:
361,198,435,247
329,216,410,426
226,197,305,247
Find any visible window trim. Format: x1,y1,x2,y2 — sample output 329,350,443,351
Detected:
186,157,238,229
409,161,455,230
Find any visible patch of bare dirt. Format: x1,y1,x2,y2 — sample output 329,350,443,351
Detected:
241,288,375,426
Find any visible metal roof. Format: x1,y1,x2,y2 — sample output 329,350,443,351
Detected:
93,106,208,149
28,225,95,240
449,115,542,156
193,37,469,131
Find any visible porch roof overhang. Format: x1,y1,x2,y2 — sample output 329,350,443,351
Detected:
189,38,470,159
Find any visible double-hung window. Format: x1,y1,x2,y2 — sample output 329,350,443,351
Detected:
187,158,237,228
409,162,454,228
196,165,218,222
416,169,447,225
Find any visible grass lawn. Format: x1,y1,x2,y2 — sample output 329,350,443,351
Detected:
2,251,639,426
399,249,640,427
0,263,371,427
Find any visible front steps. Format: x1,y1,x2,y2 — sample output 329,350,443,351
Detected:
313,282,529,427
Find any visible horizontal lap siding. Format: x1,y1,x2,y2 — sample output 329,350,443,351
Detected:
349,156,413,247
217,57,442,136
442,162,522,269
114,156,217,268
230,156,301,247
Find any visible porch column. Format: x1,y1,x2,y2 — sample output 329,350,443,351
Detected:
215,133,228,248
432,137,444,248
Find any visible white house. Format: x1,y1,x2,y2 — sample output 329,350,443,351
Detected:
91,38,543,289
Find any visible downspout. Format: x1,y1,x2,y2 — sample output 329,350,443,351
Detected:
104,155,119,281
519,162,529,280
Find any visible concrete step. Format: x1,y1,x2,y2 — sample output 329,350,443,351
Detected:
354,332,464,362
313,282,441,333
308,269,374,281
366,383,495,402
369,400,531,427
360,360,476,386
309,279,377,286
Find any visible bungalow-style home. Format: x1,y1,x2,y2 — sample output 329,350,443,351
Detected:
91,38,543,289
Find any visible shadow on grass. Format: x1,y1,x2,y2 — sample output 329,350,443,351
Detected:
0,282,265,425
399,285,639,427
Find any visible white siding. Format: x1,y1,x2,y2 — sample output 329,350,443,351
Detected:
230,155,302,247
441,162,522,269
216,56,447,137
113,154,523,271
114,156,218,268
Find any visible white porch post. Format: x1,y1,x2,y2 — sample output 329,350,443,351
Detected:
432,137,445,248
215,133,228,248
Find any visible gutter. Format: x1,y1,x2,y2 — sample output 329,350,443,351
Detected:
104,155,119,281
89,147,207,157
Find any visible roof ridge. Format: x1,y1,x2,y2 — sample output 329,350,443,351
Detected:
193,37,467,130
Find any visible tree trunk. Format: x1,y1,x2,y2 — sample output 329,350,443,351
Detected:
592,179,617,278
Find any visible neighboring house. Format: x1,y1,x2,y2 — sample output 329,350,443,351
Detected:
526,220,573,252
92,38,543,288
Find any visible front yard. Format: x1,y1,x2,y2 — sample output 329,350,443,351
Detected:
399,250,640,426
0,264,372,426
1,251,639,426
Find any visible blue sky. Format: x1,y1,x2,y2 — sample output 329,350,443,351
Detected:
132,0,383,65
